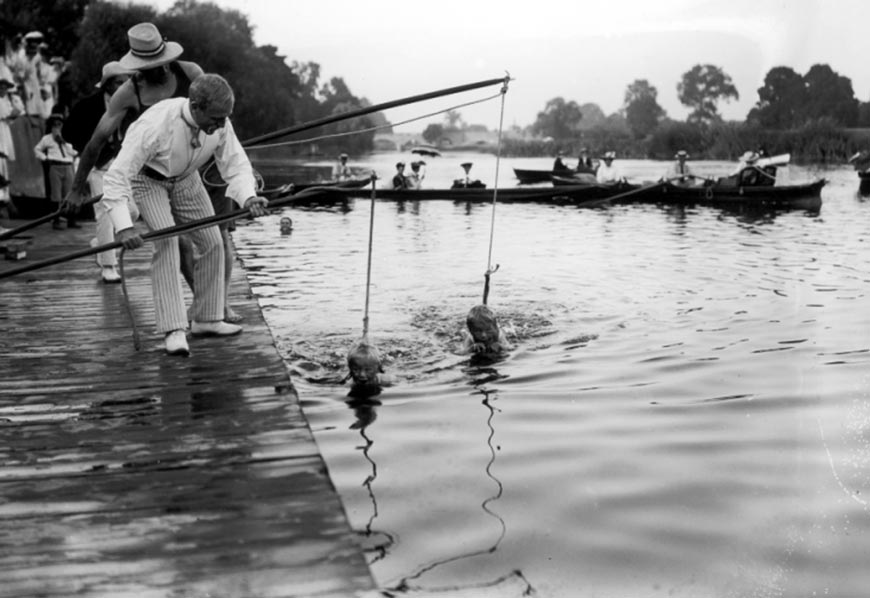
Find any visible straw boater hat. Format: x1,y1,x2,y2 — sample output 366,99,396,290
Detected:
603,151,616,160
118,23,183,70
675,150,689,159
23,31,44,42
95,61,133,89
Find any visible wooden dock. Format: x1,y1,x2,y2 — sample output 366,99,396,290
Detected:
0,221,376,597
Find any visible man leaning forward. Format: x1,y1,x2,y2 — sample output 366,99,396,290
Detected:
103,74,268,356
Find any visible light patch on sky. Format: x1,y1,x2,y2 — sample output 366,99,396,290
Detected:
147,0,870,132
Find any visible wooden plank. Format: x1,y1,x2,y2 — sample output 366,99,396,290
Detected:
0,221,374,597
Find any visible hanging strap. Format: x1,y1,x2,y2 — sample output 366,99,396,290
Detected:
482,74,510,305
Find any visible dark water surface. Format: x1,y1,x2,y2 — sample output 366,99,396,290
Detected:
234,154,870,597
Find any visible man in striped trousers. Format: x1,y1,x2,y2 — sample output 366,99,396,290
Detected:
101,74,268,356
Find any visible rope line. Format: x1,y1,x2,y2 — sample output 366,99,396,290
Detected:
202,91,503,191
245,91,503,152
482,75,510,305
362,174,377,339
118,248,141,351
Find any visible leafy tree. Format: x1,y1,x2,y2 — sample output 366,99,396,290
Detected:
747,66,806,128
677,64,739,126
444,109,464,130
576,102,606,130
0,0,88,57
67,1,159,100
531,97,583,140
623,79,666,139
422,123,444,144
802,63,858,126
857,102,870,128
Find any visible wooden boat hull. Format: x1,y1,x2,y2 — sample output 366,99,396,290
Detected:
632,179,826,210
514,166,594,184
320,182,640,204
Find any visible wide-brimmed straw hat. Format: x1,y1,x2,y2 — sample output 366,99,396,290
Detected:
603,151,616,160
23,31,44,42
675,150,689,159
118,23,183,70
740,150,759,164
95,61,134,89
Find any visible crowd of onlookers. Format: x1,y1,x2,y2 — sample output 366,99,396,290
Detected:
0,29,73,220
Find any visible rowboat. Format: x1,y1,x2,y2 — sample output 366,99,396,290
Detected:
291,177,371,192
410,145,442,157
630,179,826,210
514,166,595,184
309,182,640,204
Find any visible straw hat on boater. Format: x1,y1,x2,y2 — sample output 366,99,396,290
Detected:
118,22,183,70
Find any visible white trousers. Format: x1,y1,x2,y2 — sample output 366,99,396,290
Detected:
91,163,140,267
133,172,224,334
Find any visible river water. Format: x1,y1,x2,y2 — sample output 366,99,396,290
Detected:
233,153,870,598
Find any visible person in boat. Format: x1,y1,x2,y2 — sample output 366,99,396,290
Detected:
576,147,596,173
62,60,134,282
332,152,351,181
34,113,79,230
406,160,425,189
452,162,485,189
596,151,625,185
724,150,776,187
553,151,571,173
392,161,408,189
105,73,269,356
662,150,698,187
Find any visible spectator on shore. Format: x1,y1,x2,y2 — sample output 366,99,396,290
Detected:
34,113,78,229
63,60,134,282
0,67,23,220
9,31,49,118
105,74,269,356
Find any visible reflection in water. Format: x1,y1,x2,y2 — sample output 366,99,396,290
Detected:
347,395,396,564
384,388,535,596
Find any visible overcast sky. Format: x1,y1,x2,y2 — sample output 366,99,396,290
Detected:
152,0,870,132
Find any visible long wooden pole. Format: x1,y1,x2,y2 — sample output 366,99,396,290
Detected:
241,76,510,147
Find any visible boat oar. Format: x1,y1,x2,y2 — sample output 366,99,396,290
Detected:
0,185,334,281
0,195,102,241
591,180,670,205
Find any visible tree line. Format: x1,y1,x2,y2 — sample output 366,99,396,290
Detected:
526,62,869,163
0,0,387,156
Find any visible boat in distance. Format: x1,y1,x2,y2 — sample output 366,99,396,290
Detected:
514,166,595,184
635,179,826,210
